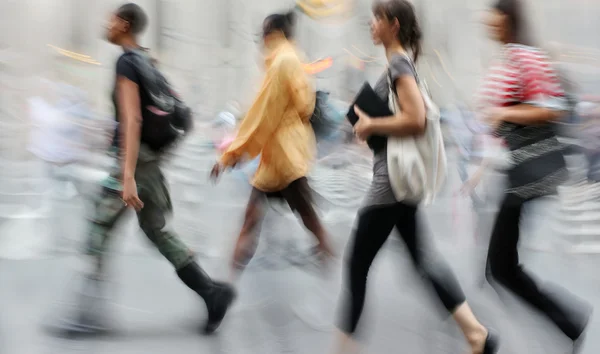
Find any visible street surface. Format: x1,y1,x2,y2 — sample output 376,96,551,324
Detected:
1,135,599,354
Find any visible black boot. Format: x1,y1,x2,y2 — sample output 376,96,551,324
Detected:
571,303,593,354
177,261,236,334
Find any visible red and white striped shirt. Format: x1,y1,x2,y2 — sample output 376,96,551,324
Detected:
477,44,568,200
478,44,566,111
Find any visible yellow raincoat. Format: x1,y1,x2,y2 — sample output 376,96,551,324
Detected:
220,38,316,192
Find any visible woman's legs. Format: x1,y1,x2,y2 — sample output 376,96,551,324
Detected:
394,203,466,310
282,178,335,257
486,196,589,341
231,177,334,281
230,189,267,282
452,304,491,353
330,205,397,354
339,206,397,334
394,203,490,353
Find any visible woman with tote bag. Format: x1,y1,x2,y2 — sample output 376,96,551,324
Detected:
329,1,499,353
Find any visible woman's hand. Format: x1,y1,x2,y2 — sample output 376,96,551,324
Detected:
122,176,144,211
210,162,224,182
353,105,373,141
210,156,242,183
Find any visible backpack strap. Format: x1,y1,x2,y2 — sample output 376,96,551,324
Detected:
121,49,176,111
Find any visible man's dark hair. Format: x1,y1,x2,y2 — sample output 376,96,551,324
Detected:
116,3,148,35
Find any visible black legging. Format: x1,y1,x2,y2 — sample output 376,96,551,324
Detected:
340,202,466,334
486,195,589,341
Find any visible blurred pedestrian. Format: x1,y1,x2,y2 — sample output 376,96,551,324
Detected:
211,10,335,282
57,2,235,336
479,0,592,351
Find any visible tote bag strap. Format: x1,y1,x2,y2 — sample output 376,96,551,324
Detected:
387,54,433,105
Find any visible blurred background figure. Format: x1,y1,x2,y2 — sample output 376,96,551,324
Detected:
27,78,112,251
444,103,490,209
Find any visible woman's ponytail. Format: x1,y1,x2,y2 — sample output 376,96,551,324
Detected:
285,10,297,27
409,20,423,62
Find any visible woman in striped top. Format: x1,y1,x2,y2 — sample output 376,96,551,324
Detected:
481,0,591,351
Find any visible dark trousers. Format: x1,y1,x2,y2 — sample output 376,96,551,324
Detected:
86,158,194,271
486,195,589,340
340,202,466,334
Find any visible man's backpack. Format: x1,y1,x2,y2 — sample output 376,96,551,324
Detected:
122,49,193,151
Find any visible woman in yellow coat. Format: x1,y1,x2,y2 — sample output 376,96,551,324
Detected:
211,10,334,281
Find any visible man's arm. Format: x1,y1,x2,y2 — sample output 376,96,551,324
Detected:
117,76,142,181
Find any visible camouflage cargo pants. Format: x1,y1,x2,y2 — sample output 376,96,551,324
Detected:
86,157,194,270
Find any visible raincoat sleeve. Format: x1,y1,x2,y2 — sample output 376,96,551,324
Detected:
288,58,315,123
220,55,294,168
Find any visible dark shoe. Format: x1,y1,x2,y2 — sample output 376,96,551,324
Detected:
483,328,499,354
202,281,236,334
573,308,592,354
176,262,236,334
177,261,214,294
573,332,586,354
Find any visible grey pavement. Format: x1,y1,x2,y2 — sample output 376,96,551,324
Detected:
1,137,600,354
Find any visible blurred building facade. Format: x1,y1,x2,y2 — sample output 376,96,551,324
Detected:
0,0,599,118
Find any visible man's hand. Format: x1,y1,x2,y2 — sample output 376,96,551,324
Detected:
122,176,144,211
353,105,373,141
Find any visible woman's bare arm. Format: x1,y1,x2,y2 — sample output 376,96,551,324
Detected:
500,104,564,126
366,75,426,137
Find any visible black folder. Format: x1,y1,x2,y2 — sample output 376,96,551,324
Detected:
346,82,393,152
